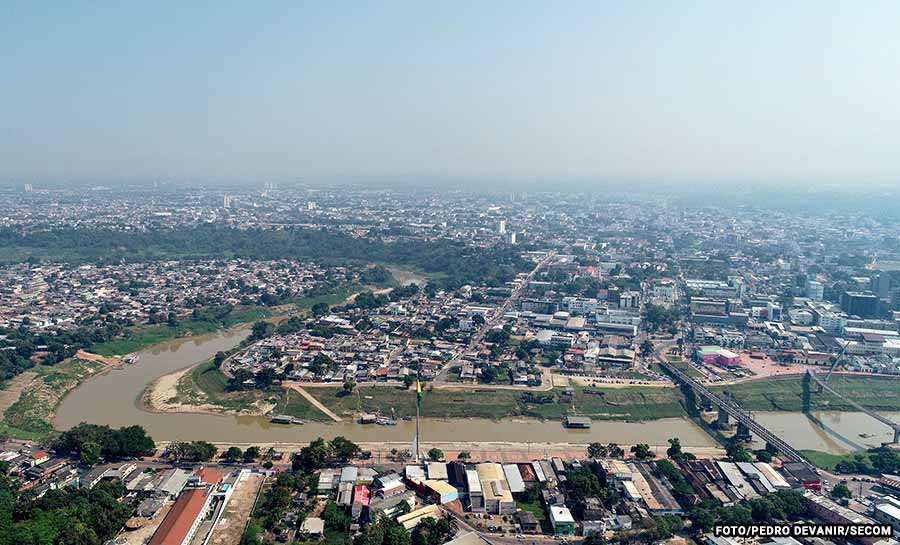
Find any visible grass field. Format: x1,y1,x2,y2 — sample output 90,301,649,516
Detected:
175,360,275,412
278,389,333,422
297,384,687,422
517,499,552,533
799,449,872,471
711,375,900,412
291,284,365,310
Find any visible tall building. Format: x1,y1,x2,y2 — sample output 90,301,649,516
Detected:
841,291,878,319
806,280,824,301
222,195,233,209
498,219,507,235
873,273,893,299
307,201,317,211
24,183,33,193
507,231,517,245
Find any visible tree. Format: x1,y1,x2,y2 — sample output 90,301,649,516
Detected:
311,302,330,317
587,442,607,459
457,451,471,461
666,438,683,460
167,312,179,328
631,443,655,459
427,448,444,461
296,438,331,471
249,320,274,341
224,446,243,463
343,380,356,394
832,482,852,500
255,367,278,389
213,351,227,368
79,441,101,466
330,436,361,461
607,443,625,458
403,374,415,389
640,340,655,358
480,364,498,384
244,446,261,462
651,514,684,540
726,439,753,463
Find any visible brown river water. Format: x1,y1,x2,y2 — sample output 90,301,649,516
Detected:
53,326,898,453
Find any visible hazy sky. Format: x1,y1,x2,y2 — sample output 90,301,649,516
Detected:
3,1,900,186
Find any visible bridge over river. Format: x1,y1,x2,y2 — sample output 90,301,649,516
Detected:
804,370,900,443
657,358,815,470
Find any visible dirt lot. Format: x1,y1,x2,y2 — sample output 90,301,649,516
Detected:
208,471,266,545
0,372,37,414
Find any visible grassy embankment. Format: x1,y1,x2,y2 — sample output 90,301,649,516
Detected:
277,384,687,422
173,359,276,413
797,450,873,472
709,374,900,412
91,306,270,357
0,305,272,440
0,358,107,441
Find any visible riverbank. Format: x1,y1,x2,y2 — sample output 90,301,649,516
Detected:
90,306,270,357
710,374,900,412
0,358,110,440
142,358,277,417
151,363,689,423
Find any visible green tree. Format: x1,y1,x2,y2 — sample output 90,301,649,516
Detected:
427,448,444,461
651,514,684,540
343,380,356,394
249,320,274,341
224,446,243,463
330,436,361,462
630,443,655,459
587,442,607,459
311,302,330,317
296,438,331,471
666,437,683,460
832,482,852,500
79,441,102,466
244,446,261,462
213,351,227,368
457,451,471,461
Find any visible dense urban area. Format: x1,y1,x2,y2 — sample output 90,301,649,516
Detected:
2,182,900,545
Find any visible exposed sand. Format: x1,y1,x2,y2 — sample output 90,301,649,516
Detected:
143,365,275,417
74,349,122,367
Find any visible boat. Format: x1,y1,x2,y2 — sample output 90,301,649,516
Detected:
270,415,304,425
375,417,397,426
124,355,140,364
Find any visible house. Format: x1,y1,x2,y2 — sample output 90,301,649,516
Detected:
300,517,324,537
29,451,49,466
549,505,575,535
516,510,539,534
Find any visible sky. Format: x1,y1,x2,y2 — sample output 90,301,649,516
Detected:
3,1,900,187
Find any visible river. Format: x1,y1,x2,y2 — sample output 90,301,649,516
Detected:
54,327,897,452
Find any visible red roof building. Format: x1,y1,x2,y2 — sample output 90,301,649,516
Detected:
148,488,213,545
